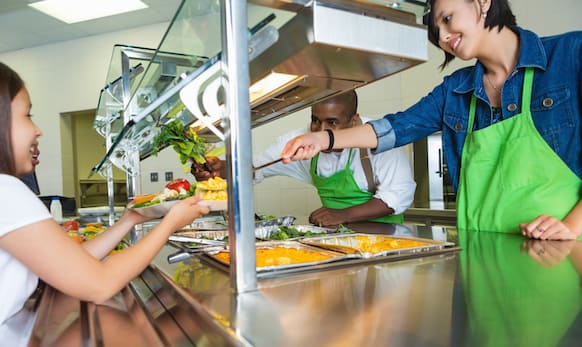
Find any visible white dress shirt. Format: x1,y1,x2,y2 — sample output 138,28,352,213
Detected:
253,118,416,214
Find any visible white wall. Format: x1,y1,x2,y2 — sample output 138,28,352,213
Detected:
1,0,581,222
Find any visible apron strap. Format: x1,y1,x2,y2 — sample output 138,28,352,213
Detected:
467,95,477,135
355,117,376,193
359,148,376,193
467,67,534,135
521,68,534,113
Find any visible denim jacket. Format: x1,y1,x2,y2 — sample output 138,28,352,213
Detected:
369,27,582,192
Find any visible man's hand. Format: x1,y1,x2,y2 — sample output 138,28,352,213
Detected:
309,207,346,228
190,157,225,181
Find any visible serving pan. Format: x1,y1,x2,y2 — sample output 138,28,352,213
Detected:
299,233,455,258
205,241,354,273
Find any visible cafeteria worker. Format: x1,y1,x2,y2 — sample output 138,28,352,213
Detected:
281,0,582,240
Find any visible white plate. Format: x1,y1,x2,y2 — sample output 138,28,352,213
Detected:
130,200,179,218
198,200,227,211
132,199,227,218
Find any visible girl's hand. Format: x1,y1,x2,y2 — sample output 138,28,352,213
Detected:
520,214,577,240
281,132,328,162
119,205,153,226
163,195,210,230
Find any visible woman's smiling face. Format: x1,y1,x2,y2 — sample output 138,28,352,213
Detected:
432,0,486,61
11,87,42,176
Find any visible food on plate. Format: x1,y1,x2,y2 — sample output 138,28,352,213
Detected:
212,247,333,267
132,193,158,205
195,177,227,201
196,176,227,191
131,179,195,208
165,178,191,192
63,220,80,231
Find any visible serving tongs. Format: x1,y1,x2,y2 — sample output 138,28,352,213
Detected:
253,158,283,172
169,235,226,246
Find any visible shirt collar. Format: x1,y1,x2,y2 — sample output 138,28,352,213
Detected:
454,26,547,95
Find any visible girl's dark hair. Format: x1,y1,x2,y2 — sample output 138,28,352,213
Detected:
0,62,24,175
423,0,517,70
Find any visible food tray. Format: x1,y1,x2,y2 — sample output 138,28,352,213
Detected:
299,233,455,259
255,224,335,240
205,241,354,272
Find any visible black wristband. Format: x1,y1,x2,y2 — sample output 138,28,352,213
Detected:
324,129,334,152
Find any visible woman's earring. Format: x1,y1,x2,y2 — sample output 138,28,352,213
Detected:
481,12,487,19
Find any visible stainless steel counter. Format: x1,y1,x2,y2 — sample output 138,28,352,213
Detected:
23,223,582,346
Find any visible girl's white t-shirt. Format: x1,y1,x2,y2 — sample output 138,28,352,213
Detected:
0,174,51,328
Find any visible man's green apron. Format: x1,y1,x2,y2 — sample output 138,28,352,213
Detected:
310,148,403,224
457,68,581,232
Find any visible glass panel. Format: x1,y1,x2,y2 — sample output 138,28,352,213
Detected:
92,0,294,175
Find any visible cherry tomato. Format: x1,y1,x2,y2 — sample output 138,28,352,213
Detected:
63,220,80,231
165,178,191,192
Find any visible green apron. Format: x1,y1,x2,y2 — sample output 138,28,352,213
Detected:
457,68,582,233
310,149,403,224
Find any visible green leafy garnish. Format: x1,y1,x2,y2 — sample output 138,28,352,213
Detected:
267,226,318,240
152,120,207,169
336,224,354,234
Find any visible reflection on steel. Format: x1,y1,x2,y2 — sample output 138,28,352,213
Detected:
179,61,227,141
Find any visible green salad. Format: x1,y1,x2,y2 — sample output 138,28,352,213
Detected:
266,224,354,241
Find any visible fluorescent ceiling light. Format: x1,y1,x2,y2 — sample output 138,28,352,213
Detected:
249,72,300,104
28,0,149,24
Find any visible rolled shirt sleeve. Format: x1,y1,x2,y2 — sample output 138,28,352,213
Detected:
368,146,416,215
368,117,397,154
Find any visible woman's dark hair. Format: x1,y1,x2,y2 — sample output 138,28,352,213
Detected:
0,62,24,175
423,0,516,70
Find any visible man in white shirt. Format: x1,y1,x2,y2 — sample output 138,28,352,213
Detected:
193,90,416,226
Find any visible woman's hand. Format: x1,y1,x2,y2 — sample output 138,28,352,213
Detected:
520,214,577,240
280,131,329,163
520,238,576,267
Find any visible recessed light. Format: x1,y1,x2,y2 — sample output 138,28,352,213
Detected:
28,0,149,24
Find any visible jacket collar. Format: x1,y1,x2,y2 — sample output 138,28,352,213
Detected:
454,26,547,95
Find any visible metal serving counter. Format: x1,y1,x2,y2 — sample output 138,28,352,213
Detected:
20,223,582,346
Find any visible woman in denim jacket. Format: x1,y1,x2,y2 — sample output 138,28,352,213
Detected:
281,0,582,240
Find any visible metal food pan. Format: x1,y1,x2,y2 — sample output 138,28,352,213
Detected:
186,221,228,231
205,240,355,272
299,233,455,259
255,224,334,240
254,215,296,228
175,229,228,240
